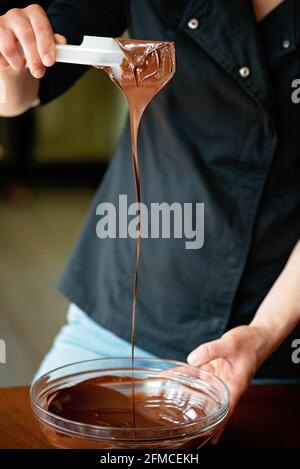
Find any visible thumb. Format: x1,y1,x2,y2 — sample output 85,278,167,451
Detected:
187,339,231,367
54,33,67,45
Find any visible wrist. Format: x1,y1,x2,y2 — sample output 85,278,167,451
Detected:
248,322,273,369
0,66,24,79
0,67,39,117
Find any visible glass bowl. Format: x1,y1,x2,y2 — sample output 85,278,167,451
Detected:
31,358,229,449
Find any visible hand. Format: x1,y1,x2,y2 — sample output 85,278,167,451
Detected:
0,4,66,78
187,325,267,444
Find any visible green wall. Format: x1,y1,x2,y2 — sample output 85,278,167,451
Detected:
34,68,128,162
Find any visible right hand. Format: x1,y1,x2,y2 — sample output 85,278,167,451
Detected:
0,4,66,79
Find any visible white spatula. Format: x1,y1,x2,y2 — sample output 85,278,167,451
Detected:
56,36,124,67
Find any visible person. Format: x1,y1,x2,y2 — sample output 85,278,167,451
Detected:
0,0,300,442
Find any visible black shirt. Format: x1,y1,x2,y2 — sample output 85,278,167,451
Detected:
39,0,300,380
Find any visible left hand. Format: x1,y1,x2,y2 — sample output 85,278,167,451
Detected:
187,325,266,444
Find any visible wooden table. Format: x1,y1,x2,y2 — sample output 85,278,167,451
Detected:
0,385,299,449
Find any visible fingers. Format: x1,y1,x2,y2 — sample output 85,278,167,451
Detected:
162,365,202,379
200,363,215,373
25,4,55,67
0,5,65,77
187,339,232,367
210,388,242,445
7,10,45,78
228,385,244,417
54,33,67,45
0,52,8,68
0,26,25,71
211,418,228,445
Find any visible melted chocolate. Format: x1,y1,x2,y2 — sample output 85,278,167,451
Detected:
47,375,206,429
102,38,175,427
105,39,176,391
48,39,176,431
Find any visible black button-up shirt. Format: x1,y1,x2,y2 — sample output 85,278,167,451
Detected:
39,0,300,380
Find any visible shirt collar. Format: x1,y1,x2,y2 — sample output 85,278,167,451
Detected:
178,0,271,106
258,0,297,63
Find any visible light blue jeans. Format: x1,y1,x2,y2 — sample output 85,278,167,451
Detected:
34,304,299,385
34,303,156,381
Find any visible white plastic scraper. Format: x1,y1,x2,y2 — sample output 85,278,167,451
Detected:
56,36,124,67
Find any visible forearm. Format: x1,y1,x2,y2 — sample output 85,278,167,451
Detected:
0,67,39,117
250,240,300,367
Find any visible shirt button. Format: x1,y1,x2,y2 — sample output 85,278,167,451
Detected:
188,18,200,30
282,39,290,49
239,66,251,78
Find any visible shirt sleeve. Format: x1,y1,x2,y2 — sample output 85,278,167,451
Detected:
38,0,130,105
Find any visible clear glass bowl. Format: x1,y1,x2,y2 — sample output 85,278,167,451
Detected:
31,358,229,449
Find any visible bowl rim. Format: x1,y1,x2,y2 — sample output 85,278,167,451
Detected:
30,357,230,439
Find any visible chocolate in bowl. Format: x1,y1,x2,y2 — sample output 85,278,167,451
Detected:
31,358,229,449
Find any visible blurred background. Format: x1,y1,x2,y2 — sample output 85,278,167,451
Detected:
0,1,127,387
